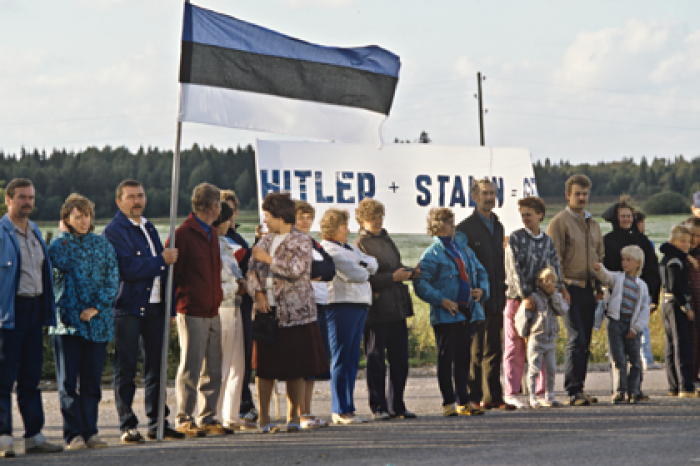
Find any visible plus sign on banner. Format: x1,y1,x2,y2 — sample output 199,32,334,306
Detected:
254,140,536,234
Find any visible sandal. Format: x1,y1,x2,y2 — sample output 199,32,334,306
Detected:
300,416,321,430
260,423,278,434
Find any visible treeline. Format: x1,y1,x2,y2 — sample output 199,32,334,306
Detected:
0,145,257,221
534,155,700,198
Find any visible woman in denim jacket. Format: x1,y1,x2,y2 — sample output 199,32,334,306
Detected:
414,207,489,417
48,194,119,450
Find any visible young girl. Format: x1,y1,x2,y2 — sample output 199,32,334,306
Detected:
593,245,651,404
515,267,569,408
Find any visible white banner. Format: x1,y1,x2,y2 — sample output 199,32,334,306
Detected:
254,140,537,234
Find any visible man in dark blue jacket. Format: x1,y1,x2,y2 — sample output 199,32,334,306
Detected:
103,180,185,443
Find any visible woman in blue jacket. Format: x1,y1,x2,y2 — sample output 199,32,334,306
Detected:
414,207,489,417
48,194,119,450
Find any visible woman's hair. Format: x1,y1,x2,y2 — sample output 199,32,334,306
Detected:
213,202,234,228
517,196,546,219
320,208,349,240
426,207,454,236
536,266,558,283
220,189,240,211
670,224,692,241
294,199,315,219
355,198,385,224
620,245,644,277
60,193,95,233
261,192,296,224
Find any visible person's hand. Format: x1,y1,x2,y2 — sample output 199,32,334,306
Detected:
393,268,413,282
411,264,422,279
255,224,265,239
255,292,272,314
59,220,69,233
471,288,484,302
688,310,695,322
523,297,535,312
237,280,247,296
561,287,571,305
689,256,699,269
252,246,272,265
311,277,322,282
162,248,178,265
593,263,602,272
441,298,459,316
625,330,636,339
79,308,99,322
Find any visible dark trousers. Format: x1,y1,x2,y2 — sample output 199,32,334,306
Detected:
562,285,596,395
663,302,695,393
434,319,476,406
113,303,170,432
0,296,45,438
52,335,106,443
364,320,409,414
238,297,255,414
469,310,504,404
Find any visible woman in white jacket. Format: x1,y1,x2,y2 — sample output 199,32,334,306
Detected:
320,208,378,425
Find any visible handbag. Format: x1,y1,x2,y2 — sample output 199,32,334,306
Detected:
252,307,279,345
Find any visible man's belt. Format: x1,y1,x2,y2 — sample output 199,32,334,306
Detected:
564,278,588,288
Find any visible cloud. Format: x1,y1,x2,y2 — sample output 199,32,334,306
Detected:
280,0,355,8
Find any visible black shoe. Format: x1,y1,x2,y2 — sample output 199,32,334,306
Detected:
629,394,641,404
611,392,626,404
566,392,590,406
147,427,187,440
120,429,146,444
391,411,417,419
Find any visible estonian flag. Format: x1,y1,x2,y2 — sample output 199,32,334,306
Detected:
178,3,401,146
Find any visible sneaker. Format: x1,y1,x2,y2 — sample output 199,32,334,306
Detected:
0,435,14,458
679,391,700,398
25,433,64,454
176,422,205,438
85,435,108,449
146,426,187,440
529,399,541,409
456,403,485,416
566,392,590,406
121,429,146,444
582,392,598,404
200,421,227,436
373,411,391,421
540,398,563,408
66,437,88,451
443,404,458,417
611,393,626,404
390,411,417,419
331,413,364,425
504,395,527,409
241,408,258,422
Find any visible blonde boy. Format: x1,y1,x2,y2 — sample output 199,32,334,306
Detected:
594,245,650,404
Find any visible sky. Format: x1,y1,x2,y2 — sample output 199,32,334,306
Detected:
1,0,699,164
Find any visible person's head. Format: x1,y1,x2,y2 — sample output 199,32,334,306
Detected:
191,183,221,224
212,202,234,237
635,211,647,234
356,198,385,235
536,266,558,296
320,208,350,243
615,196,636,231
294,200,315,234
669,224,692,253
692,191,700,218
60,193,95,236
5,178,35,220
564,174,591,211
470,178,497,214
684,216,700,249
517,196,546,231
620,245,644,277
116,179,146,221
220,189,240,226
261,192,295,234
426,207,455,237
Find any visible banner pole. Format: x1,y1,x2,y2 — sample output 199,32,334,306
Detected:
157,120,182,441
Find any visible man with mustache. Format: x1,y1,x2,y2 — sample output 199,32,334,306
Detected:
546,174,605,406
456,178,514,410
103,180,185,443
0,178,64,457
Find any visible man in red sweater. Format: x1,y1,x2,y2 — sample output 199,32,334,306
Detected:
171,183,226,437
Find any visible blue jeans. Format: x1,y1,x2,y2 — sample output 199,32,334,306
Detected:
607,316,641,396
113,303,170,432
364,320,409,414
563,285,596,395
640,325,654,366
52,335,106,443
0,296,46,438
325,304,367,415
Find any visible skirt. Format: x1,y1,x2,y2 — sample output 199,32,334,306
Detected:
253,322,330,380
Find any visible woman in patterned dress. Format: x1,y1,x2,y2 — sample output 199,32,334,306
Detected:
48,194,119,450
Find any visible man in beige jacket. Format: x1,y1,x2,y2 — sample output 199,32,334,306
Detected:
546,174,604,406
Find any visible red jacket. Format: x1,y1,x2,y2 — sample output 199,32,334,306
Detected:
167,213,223,318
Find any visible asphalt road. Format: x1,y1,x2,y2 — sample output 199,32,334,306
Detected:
6,368,700,465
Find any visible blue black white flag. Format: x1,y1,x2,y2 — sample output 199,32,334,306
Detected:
178,3,401,146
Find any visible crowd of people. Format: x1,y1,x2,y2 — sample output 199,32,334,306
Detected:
0,175,699,458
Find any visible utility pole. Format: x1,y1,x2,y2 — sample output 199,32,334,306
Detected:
476,72,485,146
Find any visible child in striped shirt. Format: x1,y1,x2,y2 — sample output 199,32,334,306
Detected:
593,245,651,404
